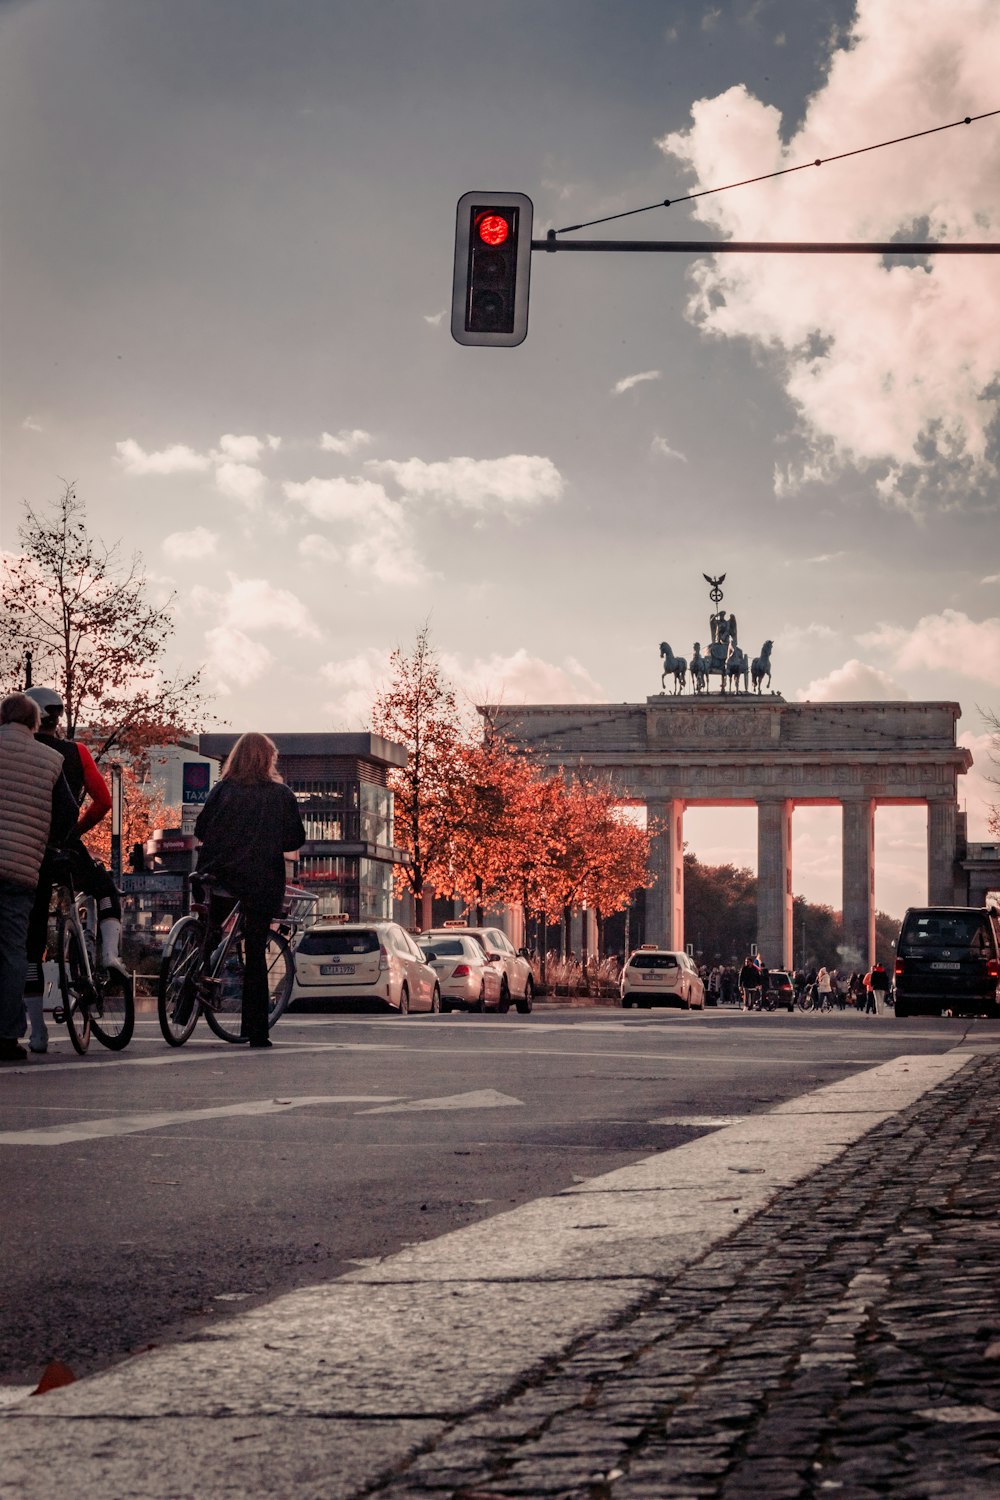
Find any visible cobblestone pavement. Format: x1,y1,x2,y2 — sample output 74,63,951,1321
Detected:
375,1049,1000,1500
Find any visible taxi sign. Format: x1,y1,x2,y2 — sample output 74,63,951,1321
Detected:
442,919,466,927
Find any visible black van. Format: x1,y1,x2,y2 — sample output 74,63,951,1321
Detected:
893,906,1000,1018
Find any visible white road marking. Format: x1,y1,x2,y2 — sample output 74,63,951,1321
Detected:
650,1114,745,1127
0,1096,400,1147
361,1089,523,1114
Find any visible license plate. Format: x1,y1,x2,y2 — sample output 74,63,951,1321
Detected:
643,972,666,981
320,963,355,975
931,962,961,970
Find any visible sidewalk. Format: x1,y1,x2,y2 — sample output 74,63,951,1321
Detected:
3,1046,998,1498
383,1045,1000,1500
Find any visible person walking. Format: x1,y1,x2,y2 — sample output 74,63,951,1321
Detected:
816,965,832,1012
194,733,306,1048
738,956,760,1011
862,968,875,1014
0,694,78,1062
870,959,890,1015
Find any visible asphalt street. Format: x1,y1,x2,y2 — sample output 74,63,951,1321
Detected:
2,1004,998,1498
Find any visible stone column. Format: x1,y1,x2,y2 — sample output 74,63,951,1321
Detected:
756,799,793,970
927,799,958,906
842,799,875,968
646,798,685,949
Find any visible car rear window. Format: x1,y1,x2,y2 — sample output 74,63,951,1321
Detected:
297,929,379,956
421,938,465,957
630,953,678,970
899,913,994,952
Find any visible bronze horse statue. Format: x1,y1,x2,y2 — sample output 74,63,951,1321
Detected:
659,641,687,694
751,640,773,693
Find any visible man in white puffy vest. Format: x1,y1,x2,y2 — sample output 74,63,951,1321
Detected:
0,693,78,1061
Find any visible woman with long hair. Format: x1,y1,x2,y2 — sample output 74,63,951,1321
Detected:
194,733,305,1047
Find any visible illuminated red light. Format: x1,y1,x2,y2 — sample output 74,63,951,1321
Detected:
478,214,509,246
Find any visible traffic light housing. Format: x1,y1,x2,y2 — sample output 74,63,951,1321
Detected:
452,192,532,346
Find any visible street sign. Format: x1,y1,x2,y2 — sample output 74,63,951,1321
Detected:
182,761,211,804
122,873,187,896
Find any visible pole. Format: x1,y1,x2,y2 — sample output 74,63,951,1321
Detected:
534,236,1000,255
110,763,123,884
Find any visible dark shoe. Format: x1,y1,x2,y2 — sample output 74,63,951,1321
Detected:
0,1040,28,1062
247,1037,272,1049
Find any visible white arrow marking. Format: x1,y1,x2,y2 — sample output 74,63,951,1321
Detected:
0,1096,400,1147
362,1089,524,1114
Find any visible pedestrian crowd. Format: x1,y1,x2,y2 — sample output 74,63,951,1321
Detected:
698,957,892,1013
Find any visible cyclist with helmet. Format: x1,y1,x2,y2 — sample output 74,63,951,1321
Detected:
23,687,125,1053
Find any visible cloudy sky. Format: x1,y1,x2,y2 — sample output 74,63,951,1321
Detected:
2,0,999,918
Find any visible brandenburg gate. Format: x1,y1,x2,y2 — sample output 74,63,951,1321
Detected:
487,695,971,970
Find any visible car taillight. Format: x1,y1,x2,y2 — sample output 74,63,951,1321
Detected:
451,964,472,978
987,958,999,979
894,959,904,977
378,944,390,971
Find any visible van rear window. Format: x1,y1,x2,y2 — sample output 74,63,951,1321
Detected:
630,953,678,970
900,914,992,951
297,930,379,956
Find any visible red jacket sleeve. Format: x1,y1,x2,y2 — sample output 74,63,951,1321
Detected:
76,745,112,835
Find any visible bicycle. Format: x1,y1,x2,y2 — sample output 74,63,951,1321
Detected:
157,881,309,1046
49,857,135,1055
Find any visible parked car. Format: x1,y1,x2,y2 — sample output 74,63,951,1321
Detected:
290,920,440,1014
620,947,705,1010
416,934,504,1013
893,905,1000,1018
420,924,534,1013
767,969,795,1012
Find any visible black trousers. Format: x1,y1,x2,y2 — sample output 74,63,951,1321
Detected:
209,894,272,1044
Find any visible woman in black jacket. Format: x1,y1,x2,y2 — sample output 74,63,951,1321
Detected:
194,733,306,1047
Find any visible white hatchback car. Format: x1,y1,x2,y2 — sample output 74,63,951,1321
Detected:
290,921,440,1014
417,934,504,1013
620,947,705,1010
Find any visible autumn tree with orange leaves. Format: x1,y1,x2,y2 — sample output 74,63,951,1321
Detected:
81,763,180,870
1,484,209,770
371,626,468,926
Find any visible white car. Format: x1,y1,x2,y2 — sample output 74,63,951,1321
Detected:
620,947,705,1010
290,921,440,1014
417,934,504,1013
421,925,534,1013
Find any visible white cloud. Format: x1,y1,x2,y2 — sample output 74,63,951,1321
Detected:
162,526,219,561
439,648,604,707
981,573,1000,585
651,434,688,461
368,454,564,513
214,461,266,508
657,0,1000,507
317,646,603,730
320,428,373,455
423,311,446,326
614,370,662,396
203,626,275,694
860,609,1000,686
21,415,42,432
115,439,210,476
215,433,264,463
266,434,282,451
795,658,907,701
285,479,429,587
193,573,320,640
320,648,394,728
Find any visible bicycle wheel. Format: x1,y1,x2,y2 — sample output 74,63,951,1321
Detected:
91,965,135,1051
203,928,294,1041
157,917,204,1047
58,914,91,1055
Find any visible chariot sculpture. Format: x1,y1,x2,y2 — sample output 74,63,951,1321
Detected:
660,574,776,697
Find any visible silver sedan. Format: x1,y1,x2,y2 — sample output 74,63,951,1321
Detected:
417,935,504,1013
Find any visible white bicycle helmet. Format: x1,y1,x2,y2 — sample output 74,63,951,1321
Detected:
24,685,64,721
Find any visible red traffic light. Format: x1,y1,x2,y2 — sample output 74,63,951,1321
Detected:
477,213,509,247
